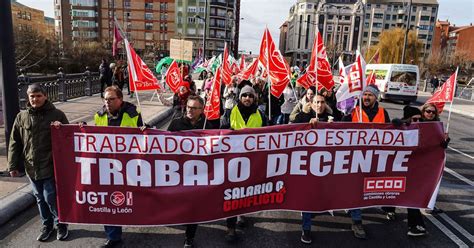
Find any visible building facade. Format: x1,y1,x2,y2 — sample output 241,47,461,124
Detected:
363,0,439,59
284,0,364,67
282,0,438,66
11,0,55,39
55,0,176,58
175,0,240,58
446,25,474,61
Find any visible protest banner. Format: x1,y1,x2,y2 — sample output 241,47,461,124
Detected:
170,39,193,62
52,122,445,226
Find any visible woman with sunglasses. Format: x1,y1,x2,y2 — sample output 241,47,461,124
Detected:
420,103,440,122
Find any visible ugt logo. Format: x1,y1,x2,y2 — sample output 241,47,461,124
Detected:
110,191,133,206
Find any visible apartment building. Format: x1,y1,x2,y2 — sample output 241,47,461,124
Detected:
363,0,439,58
175,0,240,58
55,0,175,58
11,0,55,39
282,0,438,66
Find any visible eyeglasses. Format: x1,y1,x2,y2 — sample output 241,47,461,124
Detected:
241,93,254,98
424,110,435,114
104,97,118,102
187,105,202,111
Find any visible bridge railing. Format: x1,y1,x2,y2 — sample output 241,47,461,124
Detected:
17,67,101,109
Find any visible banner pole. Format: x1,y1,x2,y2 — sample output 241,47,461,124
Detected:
445,67,458,133
265,29,273,122
315,27,319,121
203,67,220,130
366,48,380,64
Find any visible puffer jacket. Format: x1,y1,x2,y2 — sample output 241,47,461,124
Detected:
8,101,69,180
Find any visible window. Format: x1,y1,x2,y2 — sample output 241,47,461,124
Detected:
385,15,391,20
365,14,370,19
390,71,417,86
188,17,196,23
373,23,383,28
344,16,350,20
145,13,153,20
411,16,415,21
328,15,334,19
327,25,333,31
344,26,349,32
412,6,417,11
432,7,437,13
307,4,312,9
374,13,383,19
422,7,427,11
145,3,153,10
420,16,430,21
392,14,396,19
26,12,31,20
385,24,389,29
188,7,196,13
363,32,368,37
418,34,427,39
145,23,153,30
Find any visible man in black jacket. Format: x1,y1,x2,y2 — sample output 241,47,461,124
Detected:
167,95,211,248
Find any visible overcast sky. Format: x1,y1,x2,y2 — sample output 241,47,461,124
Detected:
17,0,474,54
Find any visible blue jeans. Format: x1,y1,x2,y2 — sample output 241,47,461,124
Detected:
302,212,315,231
349,209,362,222
29,177,59,227
104,226,122,241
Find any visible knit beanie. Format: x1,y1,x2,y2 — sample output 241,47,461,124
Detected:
364,84,380,98
239,85,256,98
402,106,422,120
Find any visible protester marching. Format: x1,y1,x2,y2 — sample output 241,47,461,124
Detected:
8,19,461,248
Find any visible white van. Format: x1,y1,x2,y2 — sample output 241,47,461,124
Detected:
365,64,419,104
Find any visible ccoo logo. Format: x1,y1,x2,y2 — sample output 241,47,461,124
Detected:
110,191,126,206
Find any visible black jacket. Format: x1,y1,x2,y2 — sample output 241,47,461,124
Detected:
294,110,334,124
168,114,212,131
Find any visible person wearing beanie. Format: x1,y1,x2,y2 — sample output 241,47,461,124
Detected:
342,85,390,124
402,105,422,122
341,84,391,240
220,85,267,243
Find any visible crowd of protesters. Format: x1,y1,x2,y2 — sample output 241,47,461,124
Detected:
7,60,450,248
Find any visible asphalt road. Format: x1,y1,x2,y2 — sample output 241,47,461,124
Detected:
0,96,472,248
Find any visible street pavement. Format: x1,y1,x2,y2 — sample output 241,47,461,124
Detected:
0,91,472,247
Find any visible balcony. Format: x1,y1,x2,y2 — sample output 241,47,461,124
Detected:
397,9,405,15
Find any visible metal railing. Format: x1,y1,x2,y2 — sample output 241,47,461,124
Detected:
17,67,101,109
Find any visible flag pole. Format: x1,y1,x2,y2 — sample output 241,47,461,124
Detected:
445,67,458,133
315,27,319,121
358,51,363,123
366,48,380,64
265,28,272,122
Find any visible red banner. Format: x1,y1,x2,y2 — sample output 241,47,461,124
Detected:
165,60,183,93
52,122,445,226
125,39,160,91
204,68,222,120
258,28,290,98
427,69,458,113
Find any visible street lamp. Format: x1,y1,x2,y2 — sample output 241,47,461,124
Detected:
401,0,412,64
195,14,206,59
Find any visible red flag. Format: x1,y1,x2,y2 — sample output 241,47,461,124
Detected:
221,43,233,86
237,59,258,81
231,62,240,75
164,60,184,93
372,49,380,64
124,40,160,91
258,28,290,98
113,21,124,57
302,28,334,90
366,71,376,86
204,68,221,120
426,69,458,113
239,55,246,71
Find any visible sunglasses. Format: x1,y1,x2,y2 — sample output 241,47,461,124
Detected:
241,93,254,98
411,117,420,122
424,110,436,114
